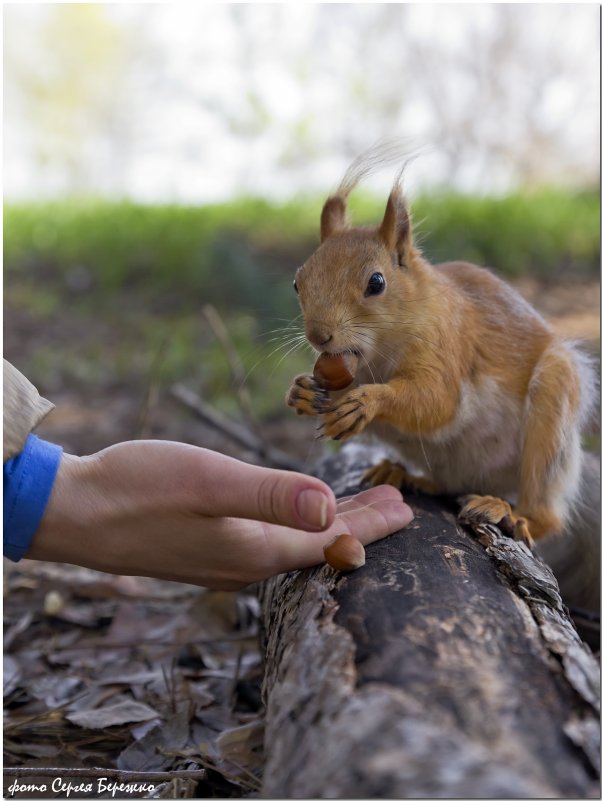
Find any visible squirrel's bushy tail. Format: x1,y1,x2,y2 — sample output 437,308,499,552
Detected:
536,452,600,620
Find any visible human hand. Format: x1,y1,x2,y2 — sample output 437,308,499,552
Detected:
29,440,414,590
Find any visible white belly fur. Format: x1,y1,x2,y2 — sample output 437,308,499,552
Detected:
365,376,524,497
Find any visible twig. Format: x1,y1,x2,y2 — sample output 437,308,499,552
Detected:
229,647,245,711
4,611,34,650
11,630,256,654
4,767,207,783
134,338,168,439
202,304,260,435
4,689,96,733
160,752,260,792
170,383,301,471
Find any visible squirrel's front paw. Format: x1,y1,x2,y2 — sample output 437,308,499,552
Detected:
319,389,372,441
286,374,331,416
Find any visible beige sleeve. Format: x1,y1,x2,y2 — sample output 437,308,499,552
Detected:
3,360,55,462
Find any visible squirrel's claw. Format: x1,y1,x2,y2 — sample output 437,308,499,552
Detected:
286,374,330,416
458,494,534,549
321,391,371,441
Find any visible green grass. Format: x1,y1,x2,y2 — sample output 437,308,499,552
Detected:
5,189,599,301
411,189,600,280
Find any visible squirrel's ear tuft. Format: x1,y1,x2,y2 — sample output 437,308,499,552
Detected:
379,188,412,258
320,196,348,242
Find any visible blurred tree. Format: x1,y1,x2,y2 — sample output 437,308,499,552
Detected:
4,4,598,201
270,3,599,192
5,4,145,195
392,5,599,190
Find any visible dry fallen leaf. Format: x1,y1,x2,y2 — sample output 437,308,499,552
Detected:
3,655,21,698
3,611,34,650
117,707,191,772
29,674,84,708
216,720,264,769
66,698,160,729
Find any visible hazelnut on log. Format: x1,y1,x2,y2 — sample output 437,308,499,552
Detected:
313,352,359,392
323,534,366,571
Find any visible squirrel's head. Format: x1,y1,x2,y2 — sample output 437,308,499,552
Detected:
294,183,427,365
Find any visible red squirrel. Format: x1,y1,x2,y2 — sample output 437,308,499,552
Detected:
286,149,598,556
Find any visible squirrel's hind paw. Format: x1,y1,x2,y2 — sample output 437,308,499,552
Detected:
362,459,406,489
362,459,440,495
458,494,534,549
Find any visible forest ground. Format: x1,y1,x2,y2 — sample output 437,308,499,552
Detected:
4,278,599,798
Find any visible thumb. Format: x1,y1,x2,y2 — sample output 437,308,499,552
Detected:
189,449,337,530
92,441,337,531
253,468,338,531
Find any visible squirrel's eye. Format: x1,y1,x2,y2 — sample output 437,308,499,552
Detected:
293,279,299,294
365,272,385,297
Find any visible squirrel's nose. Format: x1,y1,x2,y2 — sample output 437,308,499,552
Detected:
307,327,333,349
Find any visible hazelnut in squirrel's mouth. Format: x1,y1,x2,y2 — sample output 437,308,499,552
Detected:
313,351,359,391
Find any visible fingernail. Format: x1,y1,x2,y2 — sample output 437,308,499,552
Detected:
297,489,329,529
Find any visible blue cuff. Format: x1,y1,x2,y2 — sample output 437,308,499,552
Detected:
4,434,63,562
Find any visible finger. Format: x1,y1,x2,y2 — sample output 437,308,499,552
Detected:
332,485,413,544
335,484,403,511
267,485,414,570
188,449,337,531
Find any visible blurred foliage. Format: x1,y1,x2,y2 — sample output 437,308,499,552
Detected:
4,190,599,421
5,190,599,310
4,197,321,322
411,190,600,280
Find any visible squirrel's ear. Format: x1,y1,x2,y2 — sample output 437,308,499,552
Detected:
379,188,412,259
320,196,348,242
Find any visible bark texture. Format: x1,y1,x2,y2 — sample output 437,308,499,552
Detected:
260,444,600,799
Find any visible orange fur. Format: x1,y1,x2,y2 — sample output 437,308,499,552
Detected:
287,161,596,543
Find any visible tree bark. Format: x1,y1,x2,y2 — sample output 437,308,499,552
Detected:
260,444,600,799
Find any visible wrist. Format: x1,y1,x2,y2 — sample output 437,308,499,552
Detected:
26,452,111,569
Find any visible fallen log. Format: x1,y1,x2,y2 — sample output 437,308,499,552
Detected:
260,444,600,799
